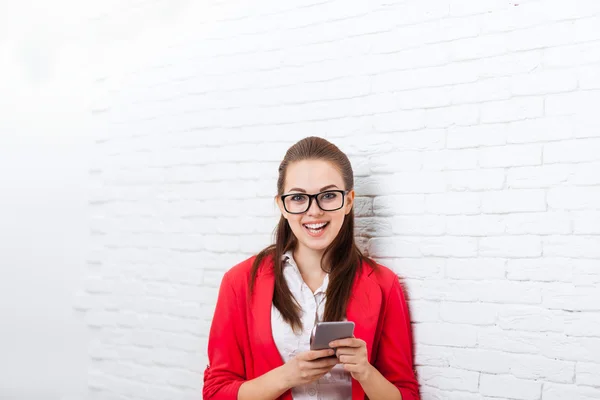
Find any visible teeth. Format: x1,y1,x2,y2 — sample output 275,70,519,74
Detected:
304,222,327,229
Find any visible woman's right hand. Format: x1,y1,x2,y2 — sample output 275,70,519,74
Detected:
279,349,339,389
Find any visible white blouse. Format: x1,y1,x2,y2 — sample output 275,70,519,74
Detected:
271,251,352,400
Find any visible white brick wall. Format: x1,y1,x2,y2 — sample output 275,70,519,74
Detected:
83,0,600,399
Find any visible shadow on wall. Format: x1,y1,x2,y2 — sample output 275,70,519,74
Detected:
353,158,421,393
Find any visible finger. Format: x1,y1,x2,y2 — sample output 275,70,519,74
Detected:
307,365,336,379
335,348,366,360
329,338,363,348
303,349,335,360
306,356,338,369
337,354,359,364
342,363,360,372
333,346,357,356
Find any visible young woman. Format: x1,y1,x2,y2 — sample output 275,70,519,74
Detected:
203,137,420,400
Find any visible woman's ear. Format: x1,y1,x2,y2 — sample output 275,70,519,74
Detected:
344,190,355,215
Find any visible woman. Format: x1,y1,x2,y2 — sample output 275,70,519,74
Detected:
203,137,420,400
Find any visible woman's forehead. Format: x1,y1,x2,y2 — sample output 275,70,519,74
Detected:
285,160,343,192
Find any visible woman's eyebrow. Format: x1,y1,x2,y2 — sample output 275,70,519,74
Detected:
287,184,339,193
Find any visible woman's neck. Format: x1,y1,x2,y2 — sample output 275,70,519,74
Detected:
293,245,328,288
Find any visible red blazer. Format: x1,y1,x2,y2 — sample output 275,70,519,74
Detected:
203,255,420,400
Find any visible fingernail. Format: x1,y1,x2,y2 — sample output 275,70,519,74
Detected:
328,349,335,355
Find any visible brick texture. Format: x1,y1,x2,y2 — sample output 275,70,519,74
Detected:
83,0,600,399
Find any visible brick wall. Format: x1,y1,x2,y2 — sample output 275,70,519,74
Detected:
84,1,600,399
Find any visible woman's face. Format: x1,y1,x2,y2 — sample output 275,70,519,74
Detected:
277,159,354,253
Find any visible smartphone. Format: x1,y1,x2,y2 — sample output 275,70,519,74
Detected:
309,321,355,351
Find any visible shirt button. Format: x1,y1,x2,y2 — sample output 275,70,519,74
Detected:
307,388,317,396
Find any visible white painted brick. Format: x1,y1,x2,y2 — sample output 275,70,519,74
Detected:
578,64,600,90
440,302,498,325
390,215,445,236
482,190,547,214
447,169,506,191
576,362,600,387
447,124,507,149
391,130,448,151
413,323,478,347
507,164,574,189
574,114,600,139
368,237,422,258
508,20,575,52
564,312,600,337
425,104,479,128
479,144,542,168
392,86,453,109
506,116,574,144
420,236,479,257
372,194,425,216
573,259,600,286
425,192,481,215
476,281,542,304
369,151,422,173
372,110,426,132
509,354,575,384
510,70,578,96
445,214,506,236
451,77,511,104
449,0,507,16
544,138,600,163
417,366,479,392
408,279,479,302
506,258,573,283
408,300,440,323
450,33,507,61
544,235,600,258
450,348,511,374
480,374,542,400
445,258,506,280
547,187,600,210
545,91,600,116
422,149,479,171
383,258,445,280
543,283,600,311
497,305,563,333
356,217,394,237
573,211,600,234
415,344,454,367
543,383,600,400
570,162,600,185
477,50,543,78
421,387,482,400
478,327,543,354
479,236,543,258
505,212,572,235
374,171,448,194
481,97,544,123
546,336,600,363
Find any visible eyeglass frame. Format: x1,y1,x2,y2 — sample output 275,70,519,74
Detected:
280,189,350,214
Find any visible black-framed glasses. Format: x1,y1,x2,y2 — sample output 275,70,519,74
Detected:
280,190,349,214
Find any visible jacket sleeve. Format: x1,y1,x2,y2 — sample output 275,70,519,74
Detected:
202,271,246,400
373,277,420,400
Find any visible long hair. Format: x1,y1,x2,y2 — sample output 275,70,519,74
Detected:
249,136,376,333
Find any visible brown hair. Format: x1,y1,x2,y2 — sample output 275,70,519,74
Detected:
249,136,376,333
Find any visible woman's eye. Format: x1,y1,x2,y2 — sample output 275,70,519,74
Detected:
291,195,306,202
322,192,337,199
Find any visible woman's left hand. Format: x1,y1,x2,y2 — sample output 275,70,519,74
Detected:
329,337,374,382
